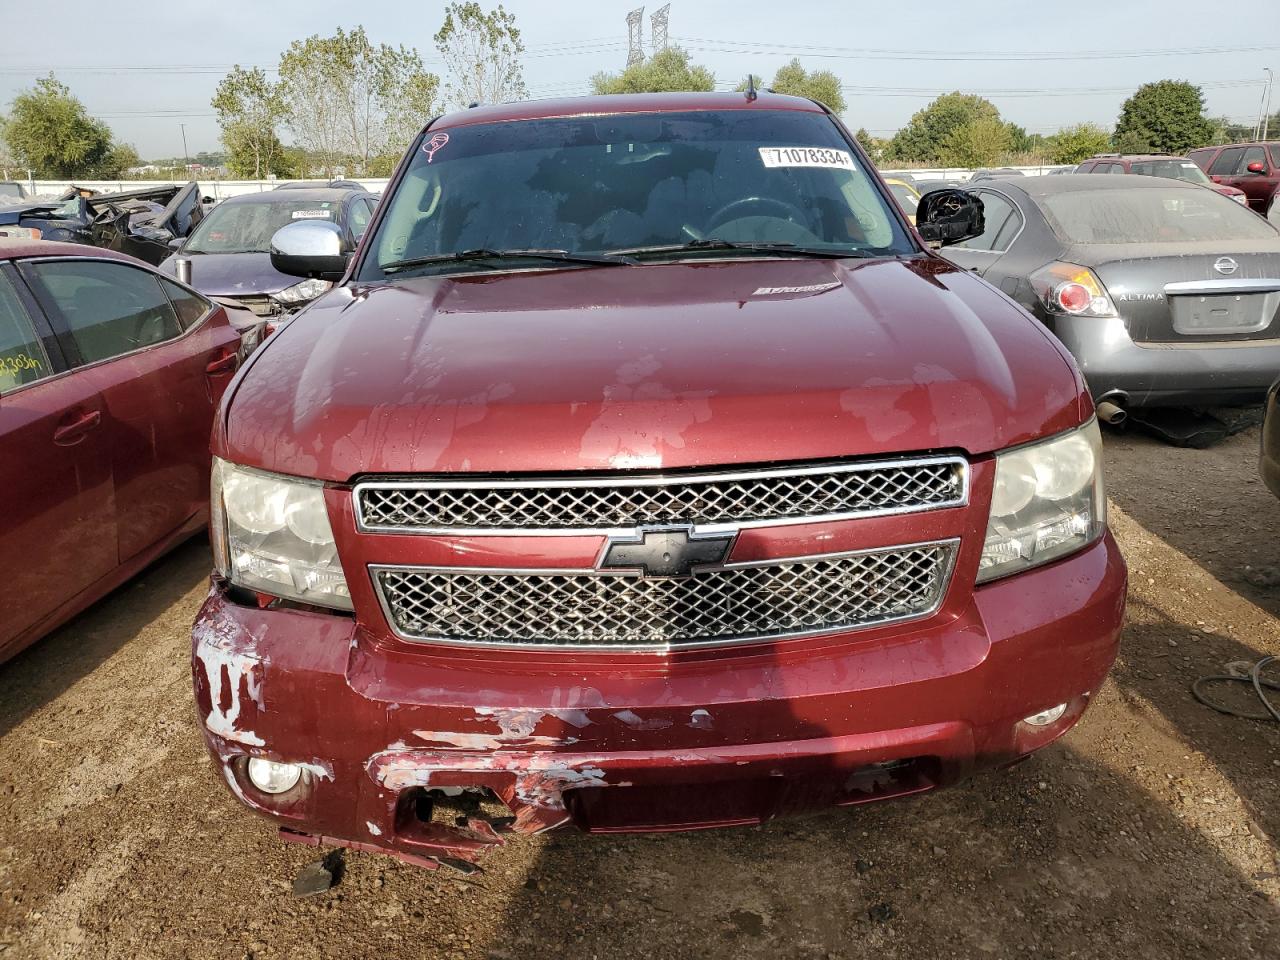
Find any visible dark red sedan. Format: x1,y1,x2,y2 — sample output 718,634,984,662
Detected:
0,239,241,663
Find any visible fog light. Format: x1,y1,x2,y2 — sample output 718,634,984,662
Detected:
246,757,302,794
1022,703,1068,727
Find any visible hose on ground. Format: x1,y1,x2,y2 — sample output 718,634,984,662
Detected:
1192,656,1280,722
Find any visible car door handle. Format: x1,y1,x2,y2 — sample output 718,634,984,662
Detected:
206,351,239,375
53,409,102,446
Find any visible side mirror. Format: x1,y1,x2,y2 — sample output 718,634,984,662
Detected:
916,189,985,247
1246,161,1267,174
269,220,349,281
167,236,184,251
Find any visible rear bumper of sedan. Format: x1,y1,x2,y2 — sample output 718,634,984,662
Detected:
1054,315,1280,407
191,532,1126,869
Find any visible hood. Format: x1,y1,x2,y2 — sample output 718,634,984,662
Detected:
219,258,1088,482
159,251,295,297
0,202,60,225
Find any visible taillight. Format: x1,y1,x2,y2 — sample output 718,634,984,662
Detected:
0,226,41,240
1030,262,1118,318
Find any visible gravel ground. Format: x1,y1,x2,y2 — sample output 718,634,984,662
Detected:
1,426,1278,960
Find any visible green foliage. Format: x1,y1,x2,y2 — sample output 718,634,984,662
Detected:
591,47,715,95
213,66,290,179
96,142,141,177
1048,123,1112,164
937,116,1013,167
0,74,114,178
278,26,440,177
888,92,1002,165
1006,124,1047,156
768,59,846,114
434,2,527,108
1113,80,1214,154
854,127,875,154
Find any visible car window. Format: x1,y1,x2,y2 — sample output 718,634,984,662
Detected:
1241,146,1268,170
1128,159,1212,185
1038,187,1279,244
1188,148,1216,171
27,260,183,365
0,273,50,394
159,276,213,330
887,182,918,215
361,109,914,279
184,199,343,254
349,197,373,241
1208,147,1245,176
1270,146,1280,168
1107,163,1128,175
1075,162,1095,173
950,192,1016,252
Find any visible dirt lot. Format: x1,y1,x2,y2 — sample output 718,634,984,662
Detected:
1,426,1278,960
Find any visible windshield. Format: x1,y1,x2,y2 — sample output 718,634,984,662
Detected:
360,109,912,279
185,199,344,254
1128,159,1211,185
1039,188,1280,244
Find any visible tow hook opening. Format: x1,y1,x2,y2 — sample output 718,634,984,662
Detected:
399,786,515,831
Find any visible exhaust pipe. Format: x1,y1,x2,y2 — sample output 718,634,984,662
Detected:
1095,393,1128,425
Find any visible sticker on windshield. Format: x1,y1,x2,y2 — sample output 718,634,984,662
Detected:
424,132,450,163
291,209,332,219
759,147,855,170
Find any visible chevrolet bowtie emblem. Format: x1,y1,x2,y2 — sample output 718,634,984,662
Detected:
598,526,737,578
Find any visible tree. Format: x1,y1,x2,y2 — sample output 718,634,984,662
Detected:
0,74,114,178
1048,123,1112,164
591,47,714,95
937,117,1013,167
888,92,1001,165
278,26,441,177
213,66,290,179
854,127,875,155
1113,80,1214,155
767,59,846,114
434,2,527,108
96,142,141,177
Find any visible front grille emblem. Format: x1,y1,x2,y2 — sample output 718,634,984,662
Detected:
598,526,736,578
1213,256,1238,276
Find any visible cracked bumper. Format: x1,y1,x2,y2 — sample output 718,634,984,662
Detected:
191,532,1125,866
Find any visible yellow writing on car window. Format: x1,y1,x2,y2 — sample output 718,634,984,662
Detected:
1,353,42,375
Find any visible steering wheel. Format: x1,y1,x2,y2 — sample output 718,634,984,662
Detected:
705,196,807,233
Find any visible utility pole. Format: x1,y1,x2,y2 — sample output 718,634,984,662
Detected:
180,122,190,173
1263,68,1274,141
626,7,645,67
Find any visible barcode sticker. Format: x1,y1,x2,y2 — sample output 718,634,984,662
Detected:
292,209,332,219
759,146,855,170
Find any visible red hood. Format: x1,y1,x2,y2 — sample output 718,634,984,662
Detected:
217,257,1088,481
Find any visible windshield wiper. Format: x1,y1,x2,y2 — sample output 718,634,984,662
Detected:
611,239,871,259
381,247,635,274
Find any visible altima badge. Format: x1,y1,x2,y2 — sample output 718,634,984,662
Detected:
1213,257,1239,276
598,526,737,578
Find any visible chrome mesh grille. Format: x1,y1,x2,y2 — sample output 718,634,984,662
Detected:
356,458,965,533
373,542,956,649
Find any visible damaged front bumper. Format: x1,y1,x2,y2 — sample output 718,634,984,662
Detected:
191,533,1125,869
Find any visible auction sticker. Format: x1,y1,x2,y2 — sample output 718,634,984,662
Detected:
292,209,332,219
759,146,854,170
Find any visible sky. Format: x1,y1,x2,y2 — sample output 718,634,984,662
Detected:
1,0,1276,159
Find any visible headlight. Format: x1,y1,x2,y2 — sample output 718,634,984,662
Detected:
977,420,1106,583
210,458,352,610
0,226,41,240
272,277,332,304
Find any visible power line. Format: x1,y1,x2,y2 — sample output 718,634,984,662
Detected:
674,36,1280,62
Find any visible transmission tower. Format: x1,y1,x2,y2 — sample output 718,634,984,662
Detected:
626,7,645,67
650,4,670,53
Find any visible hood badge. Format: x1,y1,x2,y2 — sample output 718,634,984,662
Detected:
1213,256,1238,276
598,526,737,578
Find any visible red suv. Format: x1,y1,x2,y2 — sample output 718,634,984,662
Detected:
1189,142,1280,213
192,93,1127,871
1076,154,1248,204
